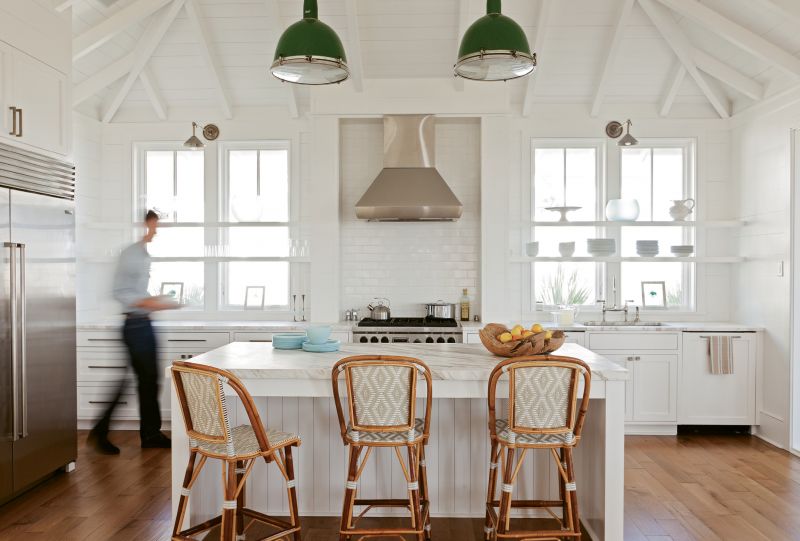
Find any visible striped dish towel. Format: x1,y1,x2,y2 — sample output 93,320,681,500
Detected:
708,336,734,375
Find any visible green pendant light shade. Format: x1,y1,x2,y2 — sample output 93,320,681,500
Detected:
455,0,536,81
271,0,349,85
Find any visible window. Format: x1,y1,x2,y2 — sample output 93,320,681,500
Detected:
135,140,295,315
528,139,696,313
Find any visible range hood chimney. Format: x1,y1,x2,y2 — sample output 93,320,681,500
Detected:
355,115,463,221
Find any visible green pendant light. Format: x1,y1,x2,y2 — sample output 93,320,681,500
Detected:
270,0,349,85
454,0,536,81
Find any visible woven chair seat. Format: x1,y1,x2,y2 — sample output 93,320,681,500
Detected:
346,418,425,444
495,419,575,447
196,425,299,457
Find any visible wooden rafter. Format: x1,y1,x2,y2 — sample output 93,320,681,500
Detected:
344,0,364,92
522,0,553,117
638,0,729,118
591,0,636,117
659,64,686,117
73,52,135,106
266,0,300,117
654,0,800,78
73,0,172,61
185,0,233,119
102,0,185,123
139,66,168,120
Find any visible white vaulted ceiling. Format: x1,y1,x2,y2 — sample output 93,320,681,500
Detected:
67,0,800,121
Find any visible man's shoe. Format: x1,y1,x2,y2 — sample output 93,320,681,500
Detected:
141,432,171,449
87,429,120,455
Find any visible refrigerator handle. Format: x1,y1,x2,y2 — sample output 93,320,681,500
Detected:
18,243,27,439
4,242,19,441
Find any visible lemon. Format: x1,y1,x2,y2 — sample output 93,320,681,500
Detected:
511,324,524,336
544,330,553,340
531,323,544,333
498,332,513,343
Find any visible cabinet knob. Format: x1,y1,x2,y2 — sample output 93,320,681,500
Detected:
635,356,641,360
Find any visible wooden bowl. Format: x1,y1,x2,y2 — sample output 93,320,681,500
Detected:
478,323,566,358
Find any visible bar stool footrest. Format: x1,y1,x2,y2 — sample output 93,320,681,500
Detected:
174,507,299,541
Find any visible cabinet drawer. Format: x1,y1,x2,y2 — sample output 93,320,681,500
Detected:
78,330,124,347
233,331,304,342
77,349,129,381
563,332,585,346
587,332,678,351
158,332,230,349
77,386,138,420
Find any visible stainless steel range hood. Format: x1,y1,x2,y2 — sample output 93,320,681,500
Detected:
355,115,463,221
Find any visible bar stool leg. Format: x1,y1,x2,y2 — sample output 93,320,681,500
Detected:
339,445,360,541
558,448,568,532
565,447,581,538
284,446,302,541
235,460,245,540
173,451,198,537
484,441,499,540
405,444,424,541
221,461,238,541
418,444,431,541
496,446,515,538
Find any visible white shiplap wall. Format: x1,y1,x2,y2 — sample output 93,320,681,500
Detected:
339,118,481,318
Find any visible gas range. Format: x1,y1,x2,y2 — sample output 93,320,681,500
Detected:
353,317,462,344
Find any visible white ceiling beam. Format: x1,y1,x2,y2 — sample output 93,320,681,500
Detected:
139,66,168,120
751,0,800,24
659,63,685,116
185,0,233,119
638,0,729,118
454,0,472,91
73,52,135,105
266,0,300,117
344,0,363,92
55,0,80,12
102,0,185,123
522,0,554,117
694,50,764,101
591,0,636,117
73,0,172,61
653,0,800,78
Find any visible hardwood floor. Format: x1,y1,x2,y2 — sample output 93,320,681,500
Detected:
0,431,798,540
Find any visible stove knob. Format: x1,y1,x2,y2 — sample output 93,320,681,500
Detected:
359,336,368,343
447,337,456,343
425,337,434,343
370,337,379,343
381,336,390,343
436,337,445,343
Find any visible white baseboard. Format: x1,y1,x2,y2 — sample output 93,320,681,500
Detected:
77,420,172,431
625,423,677,436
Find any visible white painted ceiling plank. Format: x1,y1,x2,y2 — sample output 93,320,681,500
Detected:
102,0,185,123
638,0,730,118
659,63,686,116
139,66,168,120
750,0,800,23
522,0,553,117
654,0,800,78
55,0,79,12
73,52,135,106
454,0,471,91
344,0,363,92
591,0,636,117
73,0,172,61
184,0,233,119
266,0,300,117
694,50,764,101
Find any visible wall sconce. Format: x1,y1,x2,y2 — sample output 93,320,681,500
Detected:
183,122,220,149
605,119,638,147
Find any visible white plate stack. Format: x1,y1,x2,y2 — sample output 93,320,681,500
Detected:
636,240,659,257
587,238,616,257
670,245,694,257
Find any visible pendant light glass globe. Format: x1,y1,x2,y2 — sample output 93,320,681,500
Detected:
455,0,536,81
271,0,349,85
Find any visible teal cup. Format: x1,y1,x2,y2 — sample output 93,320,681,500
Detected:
306,325,332,345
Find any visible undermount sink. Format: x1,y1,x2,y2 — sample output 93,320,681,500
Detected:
581,321,667,327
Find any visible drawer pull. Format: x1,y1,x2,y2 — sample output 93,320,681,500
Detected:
248,340,271,342
89,400,128,405
167,339,207,343
698,335,741,339
87,365,127,369
87,338,122,342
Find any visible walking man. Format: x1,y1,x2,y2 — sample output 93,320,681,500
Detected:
89,210,177,454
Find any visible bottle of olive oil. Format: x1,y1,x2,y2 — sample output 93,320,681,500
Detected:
460,288,471,321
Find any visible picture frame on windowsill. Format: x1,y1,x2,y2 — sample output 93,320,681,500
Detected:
641,281,666,309
245,286,266,310
160,282,184,304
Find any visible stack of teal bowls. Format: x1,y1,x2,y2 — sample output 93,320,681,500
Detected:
272,334,307,350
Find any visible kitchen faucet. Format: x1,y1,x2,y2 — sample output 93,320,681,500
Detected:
596,276,639,323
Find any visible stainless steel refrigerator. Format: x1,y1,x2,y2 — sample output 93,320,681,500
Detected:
0,142,76,504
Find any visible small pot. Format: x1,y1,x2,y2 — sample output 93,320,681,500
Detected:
425,301,456,319
367,298,391,320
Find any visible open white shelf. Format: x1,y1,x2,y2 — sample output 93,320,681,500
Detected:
526,220,743,228
510,256,745,263
151,256,311,263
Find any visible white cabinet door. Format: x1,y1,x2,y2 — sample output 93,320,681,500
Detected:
679,333,757,425
605,354,635,422
464,331,481,344
632,354,678,423
563,332,585,346
0,42,13,142
8,49,68,155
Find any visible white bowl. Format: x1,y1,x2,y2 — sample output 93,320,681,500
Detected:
559,242,576,257
526,242,539,257
605,199,640,221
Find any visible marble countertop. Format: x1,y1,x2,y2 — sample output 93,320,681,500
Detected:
79,320,357,332
459,321,763,332
181,342,628,382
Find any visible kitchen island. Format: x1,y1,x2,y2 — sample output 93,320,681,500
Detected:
169,342,627,540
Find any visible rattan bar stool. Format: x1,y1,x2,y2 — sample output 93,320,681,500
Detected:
484,355,591,541
332,355,433,541
171,361,301,541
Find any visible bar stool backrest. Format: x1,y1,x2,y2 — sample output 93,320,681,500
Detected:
332,356,433,441
488,355,591,439
172,361,272,456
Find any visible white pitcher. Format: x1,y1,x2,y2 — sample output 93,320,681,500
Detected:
669,198,695,221
552,306,580,326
